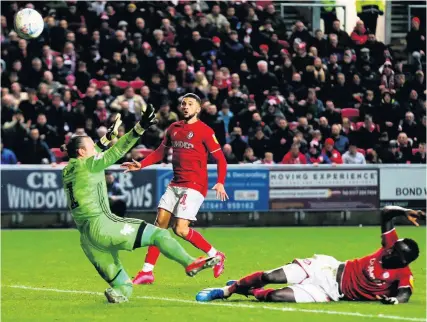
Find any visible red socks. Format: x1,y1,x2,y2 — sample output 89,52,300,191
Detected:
229,271,265,294
145,246,161,266
253,288,275,301
185,228,213,253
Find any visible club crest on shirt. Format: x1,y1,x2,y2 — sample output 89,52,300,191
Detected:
382,272,390,279
187,131,194,139
173,131,177,137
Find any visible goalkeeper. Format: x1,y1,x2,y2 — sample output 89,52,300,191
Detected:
61,105,219,304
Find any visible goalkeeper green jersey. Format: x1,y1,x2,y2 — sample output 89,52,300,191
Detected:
62,131,139,230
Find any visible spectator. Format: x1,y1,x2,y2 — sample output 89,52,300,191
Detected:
218,102,234,135
229,127,248,162
342,143,366,164
375,91,401,139
416,115,426,144
305,140,331,165
19,127,55,164
206,4,228,29
251,60,279,103
156,102,179,130
318,117,332,141
254,152,275,164
105,171,127,218
331,124,349,154
331,19,351,47
397,132,413,162
249,127,270,159
366,149,380,164
381,140,404,164
355,115,380,150
321,100,341,126
412,142,426,164
248,112,273,138
222,144,238,164
406,17,425,56
111,87,146,116
270,117,293,162
323,138,343,164
2,109,29,156
351,20,368,47
242,147,258,164
1,140,18,164
289,21,312,48
402,112,418,143
281,143,307,164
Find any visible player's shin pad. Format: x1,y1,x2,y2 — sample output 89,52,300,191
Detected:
109,268,133,298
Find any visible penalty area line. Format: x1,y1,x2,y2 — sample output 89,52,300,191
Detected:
6,284,425,322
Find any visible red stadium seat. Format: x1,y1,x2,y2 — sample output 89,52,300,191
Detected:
116,80,129,89
341,108,360,120
90,79,108,89
357,148,366,156
130,80,145,90
412,148,419,155
51,148,66,162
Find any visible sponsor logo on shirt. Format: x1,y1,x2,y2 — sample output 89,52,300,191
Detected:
187,131,194,139
120,223,135,236
172,141,194,149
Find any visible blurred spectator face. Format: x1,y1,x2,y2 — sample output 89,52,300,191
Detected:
19,39,27,49
75,128,86,136
214,71,223,81
349,145,357,155
264,152,274,163
207,105,217,115
278,118,287,129
315,29,324,40
141,86,150,96
423,116,427,126
343,52,352,64
266,4,275,14
178,60,187,71
292,73,301,83
113,52,122,62
59,20,68,29
11,82,21,94
154,29,164,41
159,104,170,115
416,71,424,83
419,143,426,154
130,149,142,160
295,21,304,32
383,62,392,75
331,124,340,136
192,31,201,42
212,5,220,15
97,100,106,110
168,81,178,91
410,90,418,100
66,33,75,43
32,58,42,71
329,54,338,64
47,16,55,27
92,30,100,41
288,92,296,102
356,20,365,32
353,74,361,85
168,47,177,57
299,117,308,127
118,126,125,137
184,5,193,16
364,116,373,127
405,112,414,124
105,172,115,184
319,117,328,127
30,128,40,141
332,20,341,31
291,144,300,157
368,34,376,43
52,95,62,107
366,91,374,101
342,118,351,130
115,31,125,42
125,87,135,98
397,133,408,145
252,113,262,122
325,140,334,152
231,73,240,85
337,73,345,85
97,126,107,138
227,7,235,16
230,31,238,41
309,47,318,57
233,127,242,136
240,63,248,72
55,56,64,68
39,83,49,95
308,89,317,101
329,35,338,46
383,93,391,103
12,60,22,71
136,18,145,29
244,148,254,158
223,144,232,155
412,18,420,30
37,114,47,126
42,45,51,57
284,57,292,67
210,86,219,96
63,90,71,102
86,87,96,98
326,100,334,110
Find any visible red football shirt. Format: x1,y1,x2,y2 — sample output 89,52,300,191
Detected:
341,228,414,301
162,120,222,196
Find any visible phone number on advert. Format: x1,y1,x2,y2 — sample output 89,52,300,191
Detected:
201,202,255,210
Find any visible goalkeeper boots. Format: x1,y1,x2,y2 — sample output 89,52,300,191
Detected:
104,288,129,304
186,256,220,277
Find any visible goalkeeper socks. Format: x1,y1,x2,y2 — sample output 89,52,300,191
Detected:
142,246,161,271
185,229,217,256
110,269,133,299
153,229,194,267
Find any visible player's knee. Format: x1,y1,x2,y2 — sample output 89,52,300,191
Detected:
172,224,189,238
261,271,273,283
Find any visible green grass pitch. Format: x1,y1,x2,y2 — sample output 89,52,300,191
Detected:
1,227,426,322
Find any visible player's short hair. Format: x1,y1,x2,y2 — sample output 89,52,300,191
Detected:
61,135,89,158
401,238,419,263
182,93,201,105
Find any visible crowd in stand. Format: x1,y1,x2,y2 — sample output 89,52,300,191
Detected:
1,1,426,166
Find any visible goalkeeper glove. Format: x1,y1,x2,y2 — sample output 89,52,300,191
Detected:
97,114,122,149
134,104,157,135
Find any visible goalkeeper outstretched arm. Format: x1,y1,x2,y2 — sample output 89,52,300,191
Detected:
61,105,157,173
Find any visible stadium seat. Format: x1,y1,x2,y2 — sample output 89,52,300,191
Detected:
116,80,130,89
90,79,108,89
51,148,66,162
130,80,145,90
357,148,366,156
341,108,360,121
412,148,419,155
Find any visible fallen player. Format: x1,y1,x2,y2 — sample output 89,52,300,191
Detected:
197,206,424,304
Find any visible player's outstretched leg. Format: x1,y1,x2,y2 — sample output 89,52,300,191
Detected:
138,224,219,278
173,218,226,278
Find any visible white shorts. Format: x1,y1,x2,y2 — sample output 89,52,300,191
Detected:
158,186,204,221
280,254,343,303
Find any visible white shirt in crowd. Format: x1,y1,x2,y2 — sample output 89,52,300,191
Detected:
342,151,366,164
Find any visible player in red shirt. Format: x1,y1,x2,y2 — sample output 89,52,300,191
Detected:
196,206,423,304
121,94,228,284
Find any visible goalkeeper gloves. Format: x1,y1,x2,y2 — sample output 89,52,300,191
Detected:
97,114,122,149
134,104,157,135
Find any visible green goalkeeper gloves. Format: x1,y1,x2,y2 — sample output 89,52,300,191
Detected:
134,104,157,135
97,114,123,149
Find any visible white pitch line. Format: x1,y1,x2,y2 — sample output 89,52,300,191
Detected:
6,285,425,322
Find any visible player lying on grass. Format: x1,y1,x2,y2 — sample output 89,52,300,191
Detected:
121,94,228,284
197,206,424,305
61,105,219,304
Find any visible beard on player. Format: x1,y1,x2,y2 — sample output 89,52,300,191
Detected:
180,93,201,122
